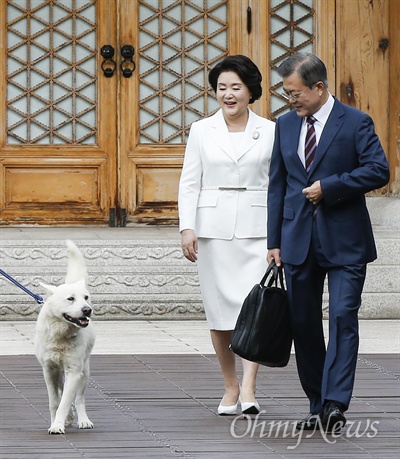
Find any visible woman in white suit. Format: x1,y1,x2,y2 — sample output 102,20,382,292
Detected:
179,55,275,415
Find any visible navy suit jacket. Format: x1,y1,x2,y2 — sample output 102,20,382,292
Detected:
267,98,390,266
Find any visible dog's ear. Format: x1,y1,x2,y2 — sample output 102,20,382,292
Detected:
39,282,57,296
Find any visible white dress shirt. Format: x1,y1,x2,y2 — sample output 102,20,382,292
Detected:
297,94,335,167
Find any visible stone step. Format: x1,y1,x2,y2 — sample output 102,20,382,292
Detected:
1,198,399,320
326,233,399,318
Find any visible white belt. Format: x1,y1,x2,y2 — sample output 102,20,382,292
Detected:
201,186,267,191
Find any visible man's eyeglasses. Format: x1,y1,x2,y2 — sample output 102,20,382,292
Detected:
281,85,316,102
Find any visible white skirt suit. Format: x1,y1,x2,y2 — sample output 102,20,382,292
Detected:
178,109,275,330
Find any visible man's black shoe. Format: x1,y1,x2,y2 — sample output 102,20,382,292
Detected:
296,413,321,430
321,401,346,433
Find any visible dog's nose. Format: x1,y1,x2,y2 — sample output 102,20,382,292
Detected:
82,306,92,317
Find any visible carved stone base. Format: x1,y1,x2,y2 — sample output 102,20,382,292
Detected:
0,238,205,321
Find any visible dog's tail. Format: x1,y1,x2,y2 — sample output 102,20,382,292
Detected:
65,240,89,284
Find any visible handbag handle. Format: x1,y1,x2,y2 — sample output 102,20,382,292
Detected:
260,260,285,289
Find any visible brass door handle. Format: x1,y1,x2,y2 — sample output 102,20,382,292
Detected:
100,45,116,78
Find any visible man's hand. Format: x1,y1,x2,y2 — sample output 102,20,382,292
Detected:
181,229,198,262
302,180,323,205
267,248,281,266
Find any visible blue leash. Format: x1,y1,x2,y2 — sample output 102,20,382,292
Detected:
0,268,44,304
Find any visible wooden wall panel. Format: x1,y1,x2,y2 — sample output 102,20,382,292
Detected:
336,0,390,194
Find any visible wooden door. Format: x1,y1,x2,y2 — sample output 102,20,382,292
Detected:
0,0,118,225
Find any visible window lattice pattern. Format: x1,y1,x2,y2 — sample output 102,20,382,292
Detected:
6,0,97,145
269,0,314,119
138,0,227,144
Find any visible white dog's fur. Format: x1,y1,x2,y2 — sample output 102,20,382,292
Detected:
35,240,95,434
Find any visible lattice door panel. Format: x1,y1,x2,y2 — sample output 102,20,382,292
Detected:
6,0,97,145
269,0,314,119
138,0,227,144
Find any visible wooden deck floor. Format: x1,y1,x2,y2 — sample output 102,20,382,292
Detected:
1,353,399,458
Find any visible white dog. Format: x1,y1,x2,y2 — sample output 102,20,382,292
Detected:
35,240,95,434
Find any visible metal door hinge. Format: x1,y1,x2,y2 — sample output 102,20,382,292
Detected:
119,208,127,227
109,208,117,227
109,207,127,227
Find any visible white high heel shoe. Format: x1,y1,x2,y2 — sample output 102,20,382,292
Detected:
241,400,260,415
218,401,238,416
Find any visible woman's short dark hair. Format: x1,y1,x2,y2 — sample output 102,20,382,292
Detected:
208,55,262,104
277,52,328,88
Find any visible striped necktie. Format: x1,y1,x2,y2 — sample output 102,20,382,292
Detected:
305,116,317,172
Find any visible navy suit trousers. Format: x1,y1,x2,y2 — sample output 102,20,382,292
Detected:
284,218,367,414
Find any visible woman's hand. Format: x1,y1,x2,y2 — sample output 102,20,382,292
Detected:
181,229,198,262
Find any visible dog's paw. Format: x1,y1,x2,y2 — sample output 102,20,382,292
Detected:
48,423,65,434
78,418,94,429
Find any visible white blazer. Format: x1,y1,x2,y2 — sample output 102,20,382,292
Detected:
178,109,275,239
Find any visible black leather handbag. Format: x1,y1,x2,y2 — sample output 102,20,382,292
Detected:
230,261,292,367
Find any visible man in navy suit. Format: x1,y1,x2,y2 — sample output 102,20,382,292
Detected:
267,53,390,433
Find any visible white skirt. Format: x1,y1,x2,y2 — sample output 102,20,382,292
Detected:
197,237,268,330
